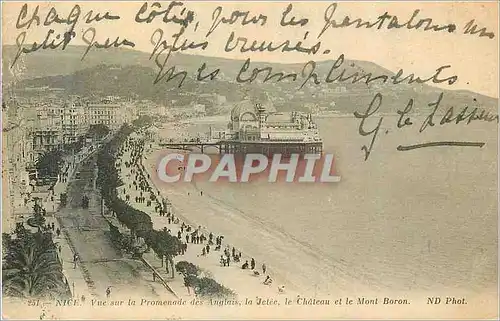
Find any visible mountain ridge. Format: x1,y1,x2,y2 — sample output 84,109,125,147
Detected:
2,45,498,114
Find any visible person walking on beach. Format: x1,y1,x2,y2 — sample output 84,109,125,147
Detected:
262,263,267,275
251,258,255,270
73,254,79,269
206,244,210,254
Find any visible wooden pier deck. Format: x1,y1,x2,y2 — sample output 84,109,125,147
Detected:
159,140,323,154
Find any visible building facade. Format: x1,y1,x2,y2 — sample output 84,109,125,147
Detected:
86,99,123,129
32,106,63,158
226,100,321,143
210,100,323,155
61,99,88,144
2,103,33,232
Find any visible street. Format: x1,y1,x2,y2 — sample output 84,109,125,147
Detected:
57,155,175,300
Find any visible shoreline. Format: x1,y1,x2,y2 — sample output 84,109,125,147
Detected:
118,135,300,299
141,143,372,297
135,118,498,299
138,139,498,301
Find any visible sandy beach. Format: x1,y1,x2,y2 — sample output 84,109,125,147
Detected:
143,115,498,300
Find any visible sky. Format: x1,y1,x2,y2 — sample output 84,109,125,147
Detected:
1,1,499,98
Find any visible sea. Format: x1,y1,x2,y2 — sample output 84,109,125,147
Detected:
145,114,498,298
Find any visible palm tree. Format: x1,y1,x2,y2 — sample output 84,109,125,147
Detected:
35,149,64,178
2,232,68,299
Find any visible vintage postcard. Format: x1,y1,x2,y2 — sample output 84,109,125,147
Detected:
1,1,498,319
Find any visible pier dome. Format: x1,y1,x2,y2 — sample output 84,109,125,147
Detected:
230,100,259,121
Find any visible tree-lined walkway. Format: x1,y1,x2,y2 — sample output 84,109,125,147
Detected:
115,135,290,298
57,156,177,300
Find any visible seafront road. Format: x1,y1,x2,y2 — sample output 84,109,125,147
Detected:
57,155,177,300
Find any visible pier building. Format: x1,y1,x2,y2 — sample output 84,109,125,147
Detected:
216,100,323,155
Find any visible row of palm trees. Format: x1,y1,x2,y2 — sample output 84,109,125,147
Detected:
1,125,115,300
2,224,71,299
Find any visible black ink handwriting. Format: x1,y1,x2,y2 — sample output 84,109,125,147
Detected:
206,6,267,37
393,93,497,152
236,58,298,84
354,93,384,161
149,28,208,86
197,63,220,81
419,93,443,132
224,31,321,55
16,4,119,31
420,93,499,131
397,141,485,151
81,27,135,61
319,3,456,38
463,19,495,39
230,56,456,90
16,4,40,29
135,1,195,28
300,61,321,89
397,99,414,128
11,29,75,68
303,54,458,88
280,4,309,27
83,10,120,24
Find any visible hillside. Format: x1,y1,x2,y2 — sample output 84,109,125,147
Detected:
2,45,497,114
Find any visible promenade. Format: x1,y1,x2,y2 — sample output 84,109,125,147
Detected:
115,133,293,299
18,132,176,302
35,144,99,300
57,153,178,300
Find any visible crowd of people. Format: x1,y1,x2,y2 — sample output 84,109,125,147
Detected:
119,132,284,294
